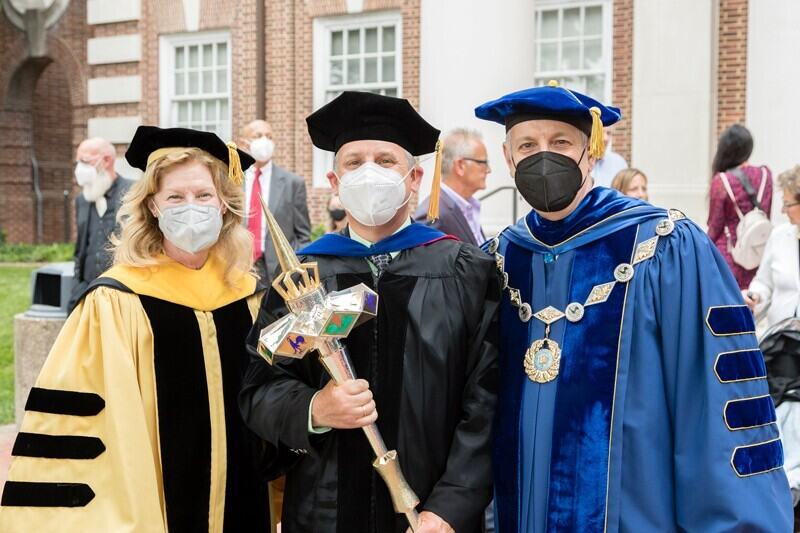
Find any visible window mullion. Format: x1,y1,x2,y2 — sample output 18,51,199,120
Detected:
165,35,231,134
322,18,400,101
533,2,607,101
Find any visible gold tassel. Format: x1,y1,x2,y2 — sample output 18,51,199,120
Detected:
426,139,444,222
226,141,244,185
588,107,605,160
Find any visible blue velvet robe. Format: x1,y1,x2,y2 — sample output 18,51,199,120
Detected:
486,187,793,532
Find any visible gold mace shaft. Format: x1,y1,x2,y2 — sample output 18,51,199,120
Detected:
318,340,420,530
257,193,301,273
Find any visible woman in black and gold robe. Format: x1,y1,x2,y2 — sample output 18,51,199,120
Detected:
0,126,274,532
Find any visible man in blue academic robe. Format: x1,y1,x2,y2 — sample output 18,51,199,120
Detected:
474,82,793,532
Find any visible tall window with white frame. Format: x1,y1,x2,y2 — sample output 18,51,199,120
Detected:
534,1,611,101
312,11,403,185
160,32,232,141
324,17,401,102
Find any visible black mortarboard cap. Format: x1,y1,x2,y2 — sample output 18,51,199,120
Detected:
306,91,440,156
125,126,255,184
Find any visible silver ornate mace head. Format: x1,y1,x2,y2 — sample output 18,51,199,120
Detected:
255,201,378,365
257,284,378,365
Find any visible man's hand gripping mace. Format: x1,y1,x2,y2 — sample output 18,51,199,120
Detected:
253,196,420,530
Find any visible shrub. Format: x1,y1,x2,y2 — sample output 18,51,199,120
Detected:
0,243,73,263
310,223,327,242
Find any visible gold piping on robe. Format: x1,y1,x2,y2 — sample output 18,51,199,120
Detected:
195,310,227,531
104,253,256,311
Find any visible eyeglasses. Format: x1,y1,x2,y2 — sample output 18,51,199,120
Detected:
462,157,490,167
784,202,800,209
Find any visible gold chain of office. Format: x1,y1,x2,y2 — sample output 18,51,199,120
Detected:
486,209,685,384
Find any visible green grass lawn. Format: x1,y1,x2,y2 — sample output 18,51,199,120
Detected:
0,266,34,423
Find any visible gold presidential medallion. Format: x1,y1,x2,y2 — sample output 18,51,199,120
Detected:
524,337,561,383
489,212,686,386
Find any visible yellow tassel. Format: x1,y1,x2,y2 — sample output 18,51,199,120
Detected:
588,107,605,160
226,141,244,186
427,139,444,222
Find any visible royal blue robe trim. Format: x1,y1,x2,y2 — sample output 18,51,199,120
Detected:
298,223,452,257
724,395,777,431
493,241,535,533
705,305,756,337
501,188,665,257
714,349,767,383
545,223,638,532
731,438,784,477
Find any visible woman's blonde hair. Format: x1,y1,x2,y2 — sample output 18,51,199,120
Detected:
610,168,647,194
112,147,254,286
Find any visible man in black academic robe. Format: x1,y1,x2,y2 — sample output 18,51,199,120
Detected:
240,91,500,533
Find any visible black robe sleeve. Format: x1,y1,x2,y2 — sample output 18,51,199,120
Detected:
420,245,501,531
239,285,329,477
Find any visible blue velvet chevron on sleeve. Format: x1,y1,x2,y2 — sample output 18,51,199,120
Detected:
714,349,767,383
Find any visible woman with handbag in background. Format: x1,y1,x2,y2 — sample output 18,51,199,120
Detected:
707,124,773,289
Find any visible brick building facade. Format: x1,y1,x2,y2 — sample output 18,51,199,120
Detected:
0,0,89,243
0,0,425,243
0,0,770,243
611,0,634,163
716,0,748,135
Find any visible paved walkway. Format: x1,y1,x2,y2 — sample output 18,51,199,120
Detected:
0,424,16,499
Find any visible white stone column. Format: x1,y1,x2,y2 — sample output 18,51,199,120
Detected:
631,0,715,224
747,0,800,221
418,0,537,234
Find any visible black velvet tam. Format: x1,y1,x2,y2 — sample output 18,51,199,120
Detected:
125,125,255,171
306,91,440,155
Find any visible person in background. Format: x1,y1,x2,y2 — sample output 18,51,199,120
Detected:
707,124,773,289
591,126,627,187
327,194,347,233
415,128,489,245
744,165,800,526
239,119,311,281
68,137,134,311
611,168,649,201
745,165,800,326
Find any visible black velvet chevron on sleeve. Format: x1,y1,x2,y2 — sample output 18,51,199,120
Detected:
25,387,105,417
1,482,95,507
12,433,105,460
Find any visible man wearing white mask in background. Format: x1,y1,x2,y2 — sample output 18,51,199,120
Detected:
239,119,311,281
67,137,133,311
240,91,500,533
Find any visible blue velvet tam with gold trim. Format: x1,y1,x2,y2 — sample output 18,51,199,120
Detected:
474,81,622,158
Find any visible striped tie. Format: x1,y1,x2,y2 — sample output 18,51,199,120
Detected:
369,253,392,277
